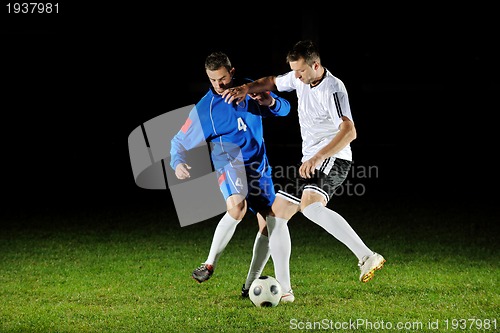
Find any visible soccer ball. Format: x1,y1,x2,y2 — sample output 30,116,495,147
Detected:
249,276,282,307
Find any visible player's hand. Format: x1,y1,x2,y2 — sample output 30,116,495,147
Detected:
299,157,322,179
175,163,191,179
249,92,275,107
222,84,249,105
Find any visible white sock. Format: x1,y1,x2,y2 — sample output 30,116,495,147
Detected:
267,215,292,292
302,202,372,261
244,232,270,289
205,212,241,266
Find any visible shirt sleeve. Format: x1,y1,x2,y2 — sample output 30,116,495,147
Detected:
169,106,206,170
275,71,296,92
261,91,291,117
325,89,353,129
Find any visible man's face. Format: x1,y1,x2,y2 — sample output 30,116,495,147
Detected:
206,67,234,94
289,58,316,85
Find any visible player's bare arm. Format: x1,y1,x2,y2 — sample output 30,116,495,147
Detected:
175,163,192,179
299,117,357,178
222,76,278,104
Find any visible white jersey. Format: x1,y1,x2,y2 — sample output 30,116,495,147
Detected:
275,68,353,173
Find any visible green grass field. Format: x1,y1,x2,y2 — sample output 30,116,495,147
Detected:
1,194,498,333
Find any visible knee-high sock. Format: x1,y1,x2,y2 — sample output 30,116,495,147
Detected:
244,232,270,289
267,216,292,292
302,202,372,261
205,212,241,267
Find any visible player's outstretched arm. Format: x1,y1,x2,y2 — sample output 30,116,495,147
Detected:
248,91,291,117
248,92,274,107
223,76,277,104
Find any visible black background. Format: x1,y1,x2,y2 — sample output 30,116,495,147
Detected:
1,4,498,218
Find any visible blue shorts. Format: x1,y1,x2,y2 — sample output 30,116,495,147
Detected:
217,160,276,215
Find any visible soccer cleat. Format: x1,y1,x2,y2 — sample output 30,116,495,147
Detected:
241,284,249,298
281,289,295,303
358,252,386,283
192,263,214,283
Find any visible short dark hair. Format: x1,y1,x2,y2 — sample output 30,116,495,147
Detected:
205,51,232,72
286,40,321,66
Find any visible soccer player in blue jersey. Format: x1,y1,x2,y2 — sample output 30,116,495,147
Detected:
170,51,295,302
223,40,386,294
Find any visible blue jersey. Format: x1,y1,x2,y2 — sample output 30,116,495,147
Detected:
170,78,290,172
170,78,290,214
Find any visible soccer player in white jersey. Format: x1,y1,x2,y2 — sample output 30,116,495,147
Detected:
223,40,386,300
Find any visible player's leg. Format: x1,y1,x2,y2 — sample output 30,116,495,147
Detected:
299,158,386,282
206,195,247,266
266,194,300,302
241,163,289,296
192,194,246,283
192,166,248,283
301,191,374,260
241,164,274,295
241,212,270,297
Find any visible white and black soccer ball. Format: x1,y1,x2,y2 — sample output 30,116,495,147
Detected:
249,276,282,307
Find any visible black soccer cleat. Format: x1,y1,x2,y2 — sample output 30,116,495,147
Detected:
241,284,249,298
192,263,214,283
